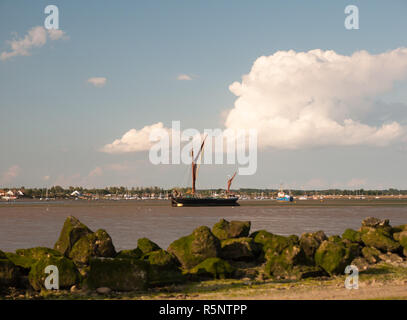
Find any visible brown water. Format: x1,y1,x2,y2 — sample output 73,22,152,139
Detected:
1,201,407,252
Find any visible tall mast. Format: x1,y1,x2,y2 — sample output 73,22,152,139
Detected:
227,171,237,194
191,135,207,195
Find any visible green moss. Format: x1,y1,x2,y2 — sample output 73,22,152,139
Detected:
28,255,80,291
16,247,63,260
342,229,362,243
54,216,92,256
116,248,143,260
265,244,307,278
0,258,21,287
220,237,260,261
189,258,234,279
137,238,160,254
361,229,400,252
299,231,327,264
361,246,381,264
5,252,34,269
393,231,407,249
168,226,220,269
328,235,342,243
314,240,356,275
0,250,6,259
85,257,149,291
212,219,250,240
142,250,184,286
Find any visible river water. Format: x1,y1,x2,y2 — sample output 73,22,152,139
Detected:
1,201,407,252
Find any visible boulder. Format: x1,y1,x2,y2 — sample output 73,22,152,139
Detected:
137,238,160,254
328,235,342,243
360,228,400,253
142,250,184,286
212,219,251,240
85,257,149,291
69,229,116,264
299,231,327,264
361,246,381,264
28,255,80,291
188,258,234,280
6,247,64,271
167,226,220,269
351,257,370,271
342,229,362,243
115,248,143,260
394,231,407,250
378,252,404,265
0,257,22,288
314,240,357,275
361,217,390,228
54,216,92,256
264,244,307,278
251,230,299,259
220,237,260,261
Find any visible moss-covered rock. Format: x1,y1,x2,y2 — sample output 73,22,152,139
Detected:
5,252,35,270
5,247,63,271
0,250,7,259
360,228,400,252
115,248,143,260
142,250,184,286
28,255,80,291
69,229,116,264
314,240,357,275
264,244,307,278
220,237,260,261
54,216,92,256
251,230,299,258
0,258,22,288
361,246,381,264
393,231,407,250
342,229,362,243
137,238,160,254
361,217,390,228
299,231,327,264
328,235,342,243
188,258,234,280
85,257,149,291
212,219,251,240
167,226,220,269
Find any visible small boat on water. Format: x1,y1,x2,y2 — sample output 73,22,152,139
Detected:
276,187,293,202
171,136,239,207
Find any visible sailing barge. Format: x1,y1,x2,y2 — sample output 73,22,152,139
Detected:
171,136,239,207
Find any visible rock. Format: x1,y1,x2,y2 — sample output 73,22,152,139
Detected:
137,238,160,254
394,231,407,250
6,247,64,272
220,237,260,261
378,252,404,265
264,244,307,278
28,255,80,291
188,258,234,279
142,250,184,286
299,231,327,264
85,257,149,291
54,216,93,256
251,230,299,259
361,217,390,228
361,228,400,253
96,287,111,295
328,235,342,243
115,248,143,260
0,258,22,288
167,226,220,269
342,229,362,243
362,246,381,264
70,285,80,293
351,257,370,271
212,219,251,240
69,229,116,264
314,240,357,275
0,250,7,259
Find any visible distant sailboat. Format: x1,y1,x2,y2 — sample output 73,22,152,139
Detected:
171,136,239,207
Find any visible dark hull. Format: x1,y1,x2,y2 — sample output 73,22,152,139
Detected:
171,197,239,207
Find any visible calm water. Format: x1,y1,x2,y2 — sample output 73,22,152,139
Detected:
1,201,407,252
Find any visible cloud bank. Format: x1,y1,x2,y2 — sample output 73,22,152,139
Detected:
177,74,193,81
225,48,407,149
0,26,67,61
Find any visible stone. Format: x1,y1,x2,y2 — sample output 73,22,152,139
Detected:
115,248,143,260
251,230,299,259
299,231,327,264
351,257,370,271
188,258,234,279
342,229,362,243
96,287,112,294
220,237,260,261
69,229,116,264
28,255,80,291
0,258,21,288
361,228,400,252
264,244,307,278
54,216,92,256
361,217,390,228
361,246,381,264
142,250,184,286
167,226,220,269
85,257,149,291
137,238,160,254
212,219,251,240
314,240,357,275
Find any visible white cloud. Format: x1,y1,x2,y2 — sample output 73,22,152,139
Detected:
0,165,21,185
101,122,168,153
347,178,368,188
0,26,67,61
225,48,407,149
87,77,107,87
177,74,193,81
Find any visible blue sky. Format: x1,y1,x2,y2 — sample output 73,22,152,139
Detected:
1,0,407,189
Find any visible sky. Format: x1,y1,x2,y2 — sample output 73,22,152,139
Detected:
1,0,407,190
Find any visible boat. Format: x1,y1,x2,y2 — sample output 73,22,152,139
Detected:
171,136,239,207
276,186,293,202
